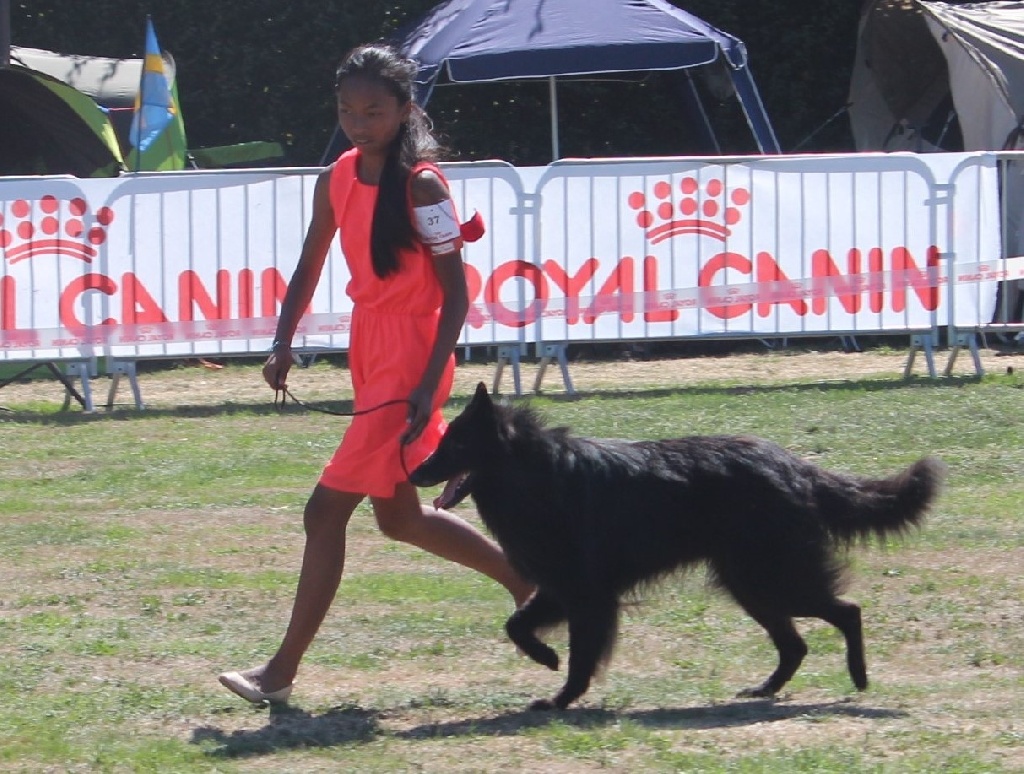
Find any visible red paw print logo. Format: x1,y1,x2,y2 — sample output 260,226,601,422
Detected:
1,195,115,264
627,177,750,244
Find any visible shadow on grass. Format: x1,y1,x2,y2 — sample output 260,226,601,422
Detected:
0,399,324,425
191,697,905,758
0,373,992,426
395,698,907,739
535,374,985,403
193,703,379,758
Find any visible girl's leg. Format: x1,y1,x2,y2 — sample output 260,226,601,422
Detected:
224,484,364,693
371,482,534,607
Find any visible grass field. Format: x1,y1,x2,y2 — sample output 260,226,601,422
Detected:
0,347,1022,772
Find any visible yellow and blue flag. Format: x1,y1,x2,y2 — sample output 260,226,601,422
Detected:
128,18,175,155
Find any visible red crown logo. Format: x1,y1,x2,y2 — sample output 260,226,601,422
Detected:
627,177,750,244
0,195,115,264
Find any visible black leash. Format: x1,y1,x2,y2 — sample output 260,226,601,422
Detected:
274,386,416,480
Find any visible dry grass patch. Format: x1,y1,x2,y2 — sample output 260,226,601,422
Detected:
1,345,1022,772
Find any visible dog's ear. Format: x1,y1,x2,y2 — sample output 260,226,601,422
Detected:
465,381,496,423
466,381,495,414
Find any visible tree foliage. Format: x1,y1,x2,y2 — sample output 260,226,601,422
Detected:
9,1,864,166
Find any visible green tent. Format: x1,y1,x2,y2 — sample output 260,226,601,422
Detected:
0,64,124,177
10,45,187,172
5,46,282,175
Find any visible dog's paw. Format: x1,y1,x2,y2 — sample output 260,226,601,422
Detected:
527,698,557,711
536,646,559,671
513,641,559,671
736,684,777,699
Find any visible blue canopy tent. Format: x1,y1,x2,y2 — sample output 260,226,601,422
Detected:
394,0,780,159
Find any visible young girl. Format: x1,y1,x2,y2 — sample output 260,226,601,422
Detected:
218,44,532,705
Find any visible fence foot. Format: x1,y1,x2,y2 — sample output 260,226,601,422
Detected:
534,343,576,395
944,332,984,377
106,360,145,410
493,345,522,396
904,334,937,378
60,360,95,412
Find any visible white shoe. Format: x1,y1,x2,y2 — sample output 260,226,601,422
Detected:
218,670,293,705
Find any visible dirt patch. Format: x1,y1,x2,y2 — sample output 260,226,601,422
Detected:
3,344,1022,411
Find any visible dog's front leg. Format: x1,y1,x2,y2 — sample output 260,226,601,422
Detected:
531,596,619,711
506,589,564,671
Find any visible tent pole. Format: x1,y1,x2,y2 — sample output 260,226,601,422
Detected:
1,0,10,68
319,126,341,166
680,69,721,154
729,66,781,154
549,76,560,160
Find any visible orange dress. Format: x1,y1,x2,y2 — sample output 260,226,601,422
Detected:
317,148,456,498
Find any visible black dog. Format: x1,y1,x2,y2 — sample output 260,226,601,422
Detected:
410,383,943,710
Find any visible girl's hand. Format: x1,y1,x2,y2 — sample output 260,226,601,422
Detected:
401,384,434,445
263,347,292,390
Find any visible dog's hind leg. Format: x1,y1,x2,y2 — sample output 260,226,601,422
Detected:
530,596,619,711
736,608,808,699
506,590,564,671
816,599,867,690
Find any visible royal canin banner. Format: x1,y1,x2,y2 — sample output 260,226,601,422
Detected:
0,153,1011,361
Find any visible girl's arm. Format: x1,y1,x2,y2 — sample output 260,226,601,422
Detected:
263,166,337,390
401,169,470,444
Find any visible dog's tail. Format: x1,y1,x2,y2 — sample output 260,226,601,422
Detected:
817,456,945,543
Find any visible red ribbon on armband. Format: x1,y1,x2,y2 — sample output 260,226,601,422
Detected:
459,211,486,243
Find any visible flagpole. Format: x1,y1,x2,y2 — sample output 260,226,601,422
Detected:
131,15,150,173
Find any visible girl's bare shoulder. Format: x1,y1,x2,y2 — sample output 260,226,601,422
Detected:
409,166,449,206
318,161,337,181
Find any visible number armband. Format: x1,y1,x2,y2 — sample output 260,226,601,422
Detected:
413,200,463,256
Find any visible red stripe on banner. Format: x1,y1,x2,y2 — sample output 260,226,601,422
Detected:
2,258,1023,352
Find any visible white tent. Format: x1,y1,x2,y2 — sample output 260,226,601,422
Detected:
850,0,1024,152
850,0,1024,324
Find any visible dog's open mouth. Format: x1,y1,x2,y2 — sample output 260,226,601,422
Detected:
433,471,473,510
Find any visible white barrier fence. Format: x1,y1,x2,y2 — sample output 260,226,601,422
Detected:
2,151,1022,407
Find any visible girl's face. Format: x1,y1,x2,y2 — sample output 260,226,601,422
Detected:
336,75,411,158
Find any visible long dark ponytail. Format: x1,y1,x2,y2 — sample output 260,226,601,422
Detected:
335,44,443,279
